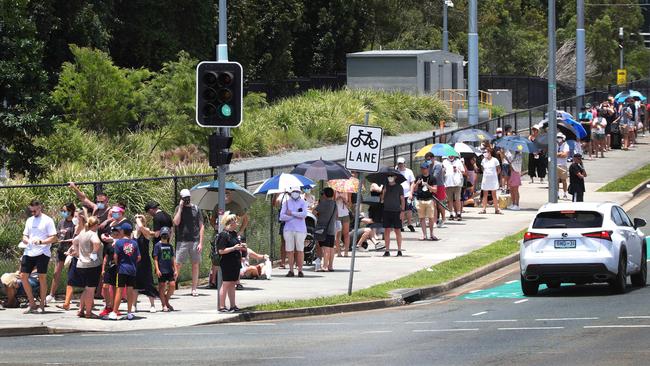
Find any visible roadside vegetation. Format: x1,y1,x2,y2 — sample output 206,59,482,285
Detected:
597,163,650,192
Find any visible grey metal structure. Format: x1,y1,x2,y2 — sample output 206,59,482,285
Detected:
346,50,465,95
468,0,479,125
576,0,585,110
548,0,558,203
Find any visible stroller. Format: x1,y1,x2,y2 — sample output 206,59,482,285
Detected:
303,212,318,265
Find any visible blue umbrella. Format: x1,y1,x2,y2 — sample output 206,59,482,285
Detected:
615,90,646,103
190,180,255,213
494,136,538,154
562,117,587,139
540,118,584,140
253,173,315,195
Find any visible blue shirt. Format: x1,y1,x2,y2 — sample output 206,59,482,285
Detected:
153,242,175,275
115,238,140,276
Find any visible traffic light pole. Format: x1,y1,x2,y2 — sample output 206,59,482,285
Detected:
548,0,558,204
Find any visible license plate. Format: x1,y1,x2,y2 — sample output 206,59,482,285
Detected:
554,240,576,249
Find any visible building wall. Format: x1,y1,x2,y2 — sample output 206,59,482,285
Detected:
347,57,418,94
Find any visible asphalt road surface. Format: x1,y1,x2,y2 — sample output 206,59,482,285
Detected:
1,194,649,366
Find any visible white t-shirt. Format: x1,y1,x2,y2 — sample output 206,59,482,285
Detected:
594,117,607,134
396,167,416,198
557,142,570,167
481,157,500,178
505,150,523,173
443,158,465,187
22,213,57,257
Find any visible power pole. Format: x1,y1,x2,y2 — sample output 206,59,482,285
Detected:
442,1,449,52
468,0,479,125
576,0,585,111
548,0,558,203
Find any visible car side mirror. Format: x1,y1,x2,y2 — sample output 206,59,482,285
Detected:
633,218,647,229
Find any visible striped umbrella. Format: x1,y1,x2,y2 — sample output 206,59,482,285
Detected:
253,173,315,195
291,159,351,181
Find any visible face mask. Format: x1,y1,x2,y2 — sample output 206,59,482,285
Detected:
557,138,563,143
387,176,396,183
291,192,301,200
97,203,106,210
302,188,311,194
60,211,69,219
111,212,120,220
496,133,503,138
72,217,79,226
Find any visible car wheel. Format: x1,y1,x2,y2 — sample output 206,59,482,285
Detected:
521,274,539,296
610,251,628,294
547,281,561,289
631,246,647,287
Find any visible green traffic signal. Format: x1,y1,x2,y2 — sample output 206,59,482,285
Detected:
221,104,232,117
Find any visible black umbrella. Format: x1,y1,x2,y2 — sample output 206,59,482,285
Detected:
539,118,579,141
366,166,407,185
291,159,351,181
448,128,495,144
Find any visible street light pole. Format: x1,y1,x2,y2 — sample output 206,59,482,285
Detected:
468,0,479,125
576,0,585,111
548,0,558,203
619,27,625,70
442,0,449,52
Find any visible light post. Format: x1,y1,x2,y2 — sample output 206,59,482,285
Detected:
548,0,558,203
467,0,479,125
442,0,453,52
576,0,585,111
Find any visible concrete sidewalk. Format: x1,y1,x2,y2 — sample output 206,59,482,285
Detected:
1,137,648,334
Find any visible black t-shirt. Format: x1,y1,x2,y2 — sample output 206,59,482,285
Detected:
216,231,242,268
382,184,404,212
152,210,173,244
414,175,436,200
153,242,175,274
103,242,116,269
177,204,201,242
569,163,586,194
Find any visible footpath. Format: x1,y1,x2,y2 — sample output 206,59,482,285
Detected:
1,135,648,335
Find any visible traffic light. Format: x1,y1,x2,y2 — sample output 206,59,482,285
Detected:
208,133,233,168
196,61,243,128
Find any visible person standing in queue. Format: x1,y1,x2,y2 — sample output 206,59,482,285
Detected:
72,216,102,319
46,202,77,304
153,227,176,312
569,153,587,202
173,189,204,297
280,188,308,278
216,214,244,313
381,174,405,257
314,188,338,271
412,162,439,241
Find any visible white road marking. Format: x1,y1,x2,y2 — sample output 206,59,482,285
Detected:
584,325,650,329
472,311,488,316
498,327,564,331
226,323,276,326
406,321,437,324
162,332,225,336
514,299,529,304
293,322,343,326
412,328,479,333
535,317,599,321
455,319,517,323
618,316,650,319
256,357,305,360
505,280,518,284
32,334,64,337
361,330,393,334
467,290,480,294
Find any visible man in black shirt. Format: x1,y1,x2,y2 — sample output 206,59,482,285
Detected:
381,174,405,257
144,201,173,245
568,153,587,202
173,189,204,297
412,162,439,241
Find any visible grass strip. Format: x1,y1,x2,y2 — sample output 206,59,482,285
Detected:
251,229,525,311
597,163,650,192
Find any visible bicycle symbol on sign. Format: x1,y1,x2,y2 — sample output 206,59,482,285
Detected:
350,129,379,149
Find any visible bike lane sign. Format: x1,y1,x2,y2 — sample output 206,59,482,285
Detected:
345,124,383,173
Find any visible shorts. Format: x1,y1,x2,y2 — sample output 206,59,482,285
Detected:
20,254,50,274
446,186,462,202
103,266,117,286
383,211,402,229
502,164,511,177
593,132,605,141
508,171,522,187
56,243,71,262
117,274,136,288
416,200,435,218
176,241,201,264
557,166,568,181
77,266,101,288
319,234,336,248
158,273,175,283
284,231,307,252
67,257,84,288
279,222,285,236
338,215,350,224
434,185,447,201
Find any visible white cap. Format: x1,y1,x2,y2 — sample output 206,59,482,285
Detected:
556,132,566,140
496,127,503,132
532,124,540,130
397,157,406,164
180,189,191,198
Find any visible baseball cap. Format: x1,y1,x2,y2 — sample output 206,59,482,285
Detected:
557,132,566,139
144,201,159,211
573,153,583,158
420,162,430,169
397,157,406,164
496,127,503,132
180,189,191,198
118,222,133,232
110,205,125,213
160,226,171,236
585,103,592,109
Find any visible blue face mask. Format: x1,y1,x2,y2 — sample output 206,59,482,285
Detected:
111,212,120,220
97,203,106,210
60,211,69,219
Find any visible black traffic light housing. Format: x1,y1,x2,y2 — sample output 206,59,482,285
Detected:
196,61,243,128
209,133,233,168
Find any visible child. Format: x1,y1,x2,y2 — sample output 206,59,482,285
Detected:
99,226,119,317
109,223,140,320
153,227,176,312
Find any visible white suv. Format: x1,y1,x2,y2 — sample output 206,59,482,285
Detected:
520,202,647,296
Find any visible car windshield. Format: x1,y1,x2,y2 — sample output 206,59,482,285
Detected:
532,210,603,229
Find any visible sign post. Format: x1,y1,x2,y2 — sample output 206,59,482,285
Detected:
346,115,382,295
617,69,627,86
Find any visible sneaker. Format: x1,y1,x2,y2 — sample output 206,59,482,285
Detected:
383,251,390,257
400,227,405,232
99,307,112,317
46,295,55,304
511,205,521,211
126,313,135,320
437,222,446,228
149,306,157,313
236,284,244,290
313,258,321,270
407,225,415,232
298,271,304,278
562,193,569,200
108,311,119,320
285,271,295,277
397,251,403,257
23,306,38,314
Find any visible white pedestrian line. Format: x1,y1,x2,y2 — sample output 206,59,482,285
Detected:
514,299,529,304
498,327,565,331
472,311,488,316
618,316,650,319
361,330,393,334
505,280,518,284
455,319,517,323
535,317,599,321
412,328,479,333
467,290,480,294
584,325,650,329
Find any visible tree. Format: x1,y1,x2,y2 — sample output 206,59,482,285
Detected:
0,0,55,179
51,45,151,132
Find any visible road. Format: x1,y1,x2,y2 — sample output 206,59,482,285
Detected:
1,194,648,366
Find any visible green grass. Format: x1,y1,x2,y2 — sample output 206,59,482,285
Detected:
251,229,525,311
597,163,650,192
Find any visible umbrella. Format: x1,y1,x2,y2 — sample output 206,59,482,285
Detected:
534,133,578,149
448,128,495,144
494,136,538,154
366,166,407,185
615,90,646,103
540,118,580,140
190,180,255,213
290,159,351,181
328,177,360,193
253,173,315,195
453,142,476,154
546,110,574,121
415,143,460,158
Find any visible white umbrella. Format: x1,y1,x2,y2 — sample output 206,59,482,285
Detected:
454,142,476,154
